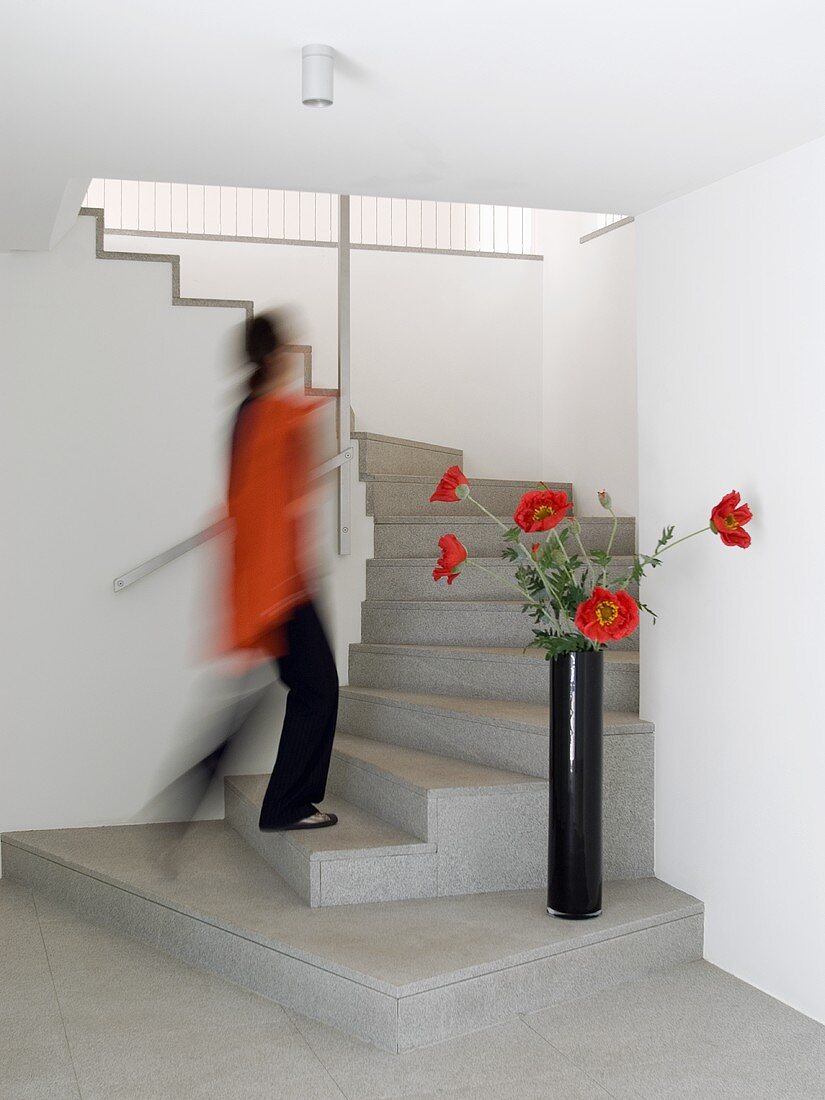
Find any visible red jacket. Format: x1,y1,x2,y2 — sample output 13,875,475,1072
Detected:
227,391,324,658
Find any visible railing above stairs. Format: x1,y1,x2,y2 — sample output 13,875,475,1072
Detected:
84,179,538,258
106,195,355,592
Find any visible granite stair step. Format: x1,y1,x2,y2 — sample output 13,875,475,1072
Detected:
336,690,654,876
226,732,564,905
366,555,638,601
224,779,437,908
326,733,551,896
0,824,703,1052
364,475,573,518
373,514,636,558
348,642,640,710
361,598,639,649
353,431,463,477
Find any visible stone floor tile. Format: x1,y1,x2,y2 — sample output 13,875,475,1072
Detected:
289,1012,611,1099
0,881,81,1099
593,1043,825,1099
35,897,345,1099
523,959,825,1099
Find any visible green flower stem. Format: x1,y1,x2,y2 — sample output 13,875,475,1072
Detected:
602,503,616,585
552,530,578,588
464,491,567,626
655,525,713,553
570,522,593,570
466,495,510,532
509,539,562,603
465,559,542,605
618,524,713,592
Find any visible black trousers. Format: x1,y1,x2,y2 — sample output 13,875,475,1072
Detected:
258,600,339,828
145,601,338,834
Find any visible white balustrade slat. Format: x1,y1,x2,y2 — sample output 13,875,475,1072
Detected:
236,187,253,237
83,179,548,255
170,183,188,234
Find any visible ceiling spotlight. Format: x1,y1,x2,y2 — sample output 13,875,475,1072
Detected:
302,44,334,108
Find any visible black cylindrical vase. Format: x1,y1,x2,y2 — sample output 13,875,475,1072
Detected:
548,650,604,919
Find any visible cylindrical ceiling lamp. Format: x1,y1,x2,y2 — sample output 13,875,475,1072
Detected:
302,44,334,108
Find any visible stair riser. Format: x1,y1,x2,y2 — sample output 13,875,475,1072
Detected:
327,753,433,841
361,605,639,650
366,561,638,602
374,518,636,558
224,785,437,908
366,481,573,519
225,785,316,905
329,748,652,882
397,914,703,1051
328,754,549,894
358,438,463,478
348,649,639,710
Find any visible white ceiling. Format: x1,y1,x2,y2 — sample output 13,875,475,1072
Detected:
4,0,825,248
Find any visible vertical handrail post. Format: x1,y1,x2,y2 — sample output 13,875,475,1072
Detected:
337,195,352,555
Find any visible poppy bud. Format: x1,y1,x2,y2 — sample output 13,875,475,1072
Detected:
597,490,612,510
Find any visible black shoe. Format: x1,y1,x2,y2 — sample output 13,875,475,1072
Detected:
260,811,338,832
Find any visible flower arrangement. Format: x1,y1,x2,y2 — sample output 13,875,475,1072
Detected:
431,468,752,658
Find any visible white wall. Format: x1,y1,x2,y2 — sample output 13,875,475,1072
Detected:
0,211,635,845
351,249,543,479
637,136,825,1023
0,215,370,837
109,235,545,479
534,211,637,516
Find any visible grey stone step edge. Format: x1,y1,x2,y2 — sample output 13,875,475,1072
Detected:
347,644,640,711
366,555,636,566
340,683,653,737
224,781,438,907
225,776,435,861
359,600,640,651
373,514,636,527
353,431,463,479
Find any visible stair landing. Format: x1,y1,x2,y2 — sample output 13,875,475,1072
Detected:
2,821,703,1053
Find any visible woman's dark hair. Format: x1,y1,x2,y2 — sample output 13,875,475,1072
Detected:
244,312,283,394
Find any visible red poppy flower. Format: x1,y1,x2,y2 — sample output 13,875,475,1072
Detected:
433,534,468,584
514,489,572,533
430,466,470,503
575,586,639,645
710,491,752,549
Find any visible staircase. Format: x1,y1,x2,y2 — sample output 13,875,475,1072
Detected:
2,426,703,1052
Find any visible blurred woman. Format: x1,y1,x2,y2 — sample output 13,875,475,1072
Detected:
228,311,339,831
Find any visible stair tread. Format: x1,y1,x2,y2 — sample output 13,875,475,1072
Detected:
363,474,572,487
352,642,639,666
363,599,640,618
2,823,701,996
368,555,635,566
333,732,544,793
374,514,634,525
340,685,653,735
365,598,550,607
226,778,433,860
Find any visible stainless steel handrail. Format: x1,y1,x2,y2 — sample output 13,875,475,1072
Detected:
112,448,353,592
112,519,227,593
